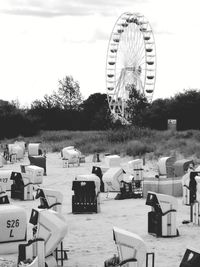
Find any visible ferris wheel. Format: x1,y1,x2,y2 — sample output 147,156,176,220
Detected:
106,12,156,124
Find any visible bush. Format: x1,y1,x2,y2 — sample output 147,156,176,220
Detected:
126,140,155,157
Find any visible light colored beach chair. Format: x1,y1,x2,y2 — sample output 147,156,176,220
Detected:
104,226,155,267
128,158,143,180
103,167,124,192
0,169,14,191
18,208,68,267
146,191,179,237
157,156,175,178
8,143,24,161
22,165,44,184
62,147,80,167
36,188,63,214
28,143,42,156
105,155,121,167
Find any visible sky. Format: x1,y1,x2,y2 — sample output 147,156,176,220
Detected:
0,0,200,107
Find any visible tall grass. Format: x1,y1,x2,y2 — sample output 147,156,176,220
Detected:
1,127,200,160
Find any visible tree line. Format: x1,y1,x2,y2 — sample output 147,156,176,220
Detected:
0,75,200,139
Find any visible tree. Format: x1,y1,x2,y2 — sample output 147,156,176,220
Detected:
31,94,58,110
169,89,200,130
143,98,170,130
126,84,150,126
53,75,82,110
81,93,112,130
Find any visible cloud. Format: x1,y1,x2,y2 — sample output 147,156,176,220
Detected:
0,0,148,17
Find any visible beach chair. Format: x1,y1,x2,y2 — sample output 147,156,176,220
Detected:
146,191,179,237
117,179,143,200
28,155,47,176
104,226,155,267
22,165,44,184
62,148,80,168
103,167,124,192
157,156,175,178
0,190,9,204
18,208,68,267
128,159,143,180
35,188,63,214
28,143,43,156
190,172,200,225
174,159,194,177
10,171,34,201
92,166,104,192
8,143,24,161
105,155,121,167
72,174,100,213
179,247,200,267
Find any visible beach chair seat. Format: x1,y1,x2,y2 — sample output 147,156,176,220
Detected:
72,174,100,213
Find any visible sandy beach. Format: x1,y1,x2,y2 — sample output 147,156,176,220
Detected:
0,152,200,267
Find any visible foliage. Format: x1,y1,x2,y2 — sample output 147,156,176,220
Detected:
144,89,200,130
53,75,82,110
2,128,200,162
0,100,38,139
1,73,200,139
125,140,155,157
81,93,112,130
126,84,150,125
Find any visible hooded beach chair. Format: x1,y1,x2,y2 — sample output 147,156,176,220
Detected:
157,156,175,178
62,147,80,167
146,191,179,237
72,174,100,213
128,159,144,180
18,208,68,267
103,167,124,192
35,188,63,214
11,171,34,201
104,226,154,267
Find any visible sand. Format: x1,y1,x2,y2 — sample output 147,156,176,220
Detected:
0,153,200,267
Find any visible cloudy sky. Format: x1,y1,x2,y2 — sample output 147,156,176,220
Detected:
0,0,200,106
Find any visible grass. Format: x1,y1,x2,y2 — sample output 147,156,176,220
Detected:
1,127,200,162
